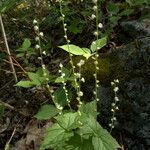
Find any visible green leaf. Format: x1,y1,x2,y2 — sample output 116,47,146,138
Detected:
22,38,31,49
79,116,120,150
90,37,107,53
55,112,79,130
67,133,94,150
79,100,98,119
53,85,68,107
34,104,59,120
59,44,91,59
40,123,74,150
15,80,34,88
27,72,42,86
107,2,119,14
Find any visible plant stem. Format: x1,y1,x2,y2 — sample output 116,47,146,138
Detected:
0,15,18,83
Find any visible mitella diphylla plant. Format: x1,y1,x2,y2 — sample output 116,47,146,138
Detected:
15,0,121,150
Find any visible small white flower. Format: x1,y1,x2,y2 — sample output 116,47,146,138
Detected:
93,6,97,11
33,19,38,24
35,44,40,49
114,79,119,83
35,36,40,41
115,106,119,110
93,31,98,36
96,98,99,101
114,87,119,92
111,82,114,86
61,73,65,77
42,51,46,55
64,35,67,39
115,96,119,101
39,32,44,37
42,64,46,69
34,26,39,31
64,23,67,27
91,14,96,19
78,91,83,97
81,77,85,82
98,23,103,28
75,73,81,78
94,60,98,65
59,63,63,68
111,103,115,106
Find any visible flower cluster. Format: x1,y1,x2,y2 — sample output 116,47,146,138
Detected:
109,79,119,132
59,63,70,108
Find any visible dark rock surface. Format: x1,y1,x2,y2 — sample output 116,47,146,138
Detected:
98,21,150,150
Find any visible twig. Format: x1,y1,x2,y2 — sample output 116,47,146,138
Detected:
4,126,17,150
0,100,14,110
0,15,18,82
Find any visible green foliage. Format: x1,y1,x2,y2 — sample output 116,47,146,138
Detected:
15,70,52,88
40,107,120,150
59,37,107,59
0,0,23,14
34,104,59,120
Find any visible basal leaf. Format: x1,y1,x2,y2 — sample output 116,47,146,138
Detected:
40,123,73,150
90,37,107,52
34,104,59,120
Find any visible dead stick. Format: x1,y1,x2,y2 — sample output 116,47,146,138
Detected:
0,15,18,82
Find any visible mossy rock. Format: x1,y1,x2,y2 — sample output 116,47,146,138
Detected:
71,55,111,85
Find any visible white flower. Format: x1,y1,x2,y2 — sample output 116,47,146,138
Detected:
61,73,65,77
81,77,85,82
34,26,39,31
93,31,98,36
93,6,97,11
42,51,46,55
33,19,38,24
35,36,39,41
78,91,83,97
115,96,119,101
98,23,103,28
114,87,119,92
35,44,40,49
114,79,119,83
75,73,81,78
59,63,63,68
111,82,114,86
39,32,44,37
91,14,96,19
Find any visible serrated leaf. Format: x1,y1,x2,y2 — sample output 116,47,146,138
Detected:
90,37,107,52
34,104,59,120
79,116,120,150
15,80,34,88
40,123,74,150
55,112,79,130
79,100,98,119
59,44,91,58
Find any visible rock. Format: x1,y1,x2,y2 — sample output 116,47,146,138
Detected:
98,36,150,150
120,19,150,39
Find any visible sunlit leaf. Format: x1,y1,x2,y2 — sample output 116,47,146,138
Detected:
35,104,59,120
90,37,107,52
